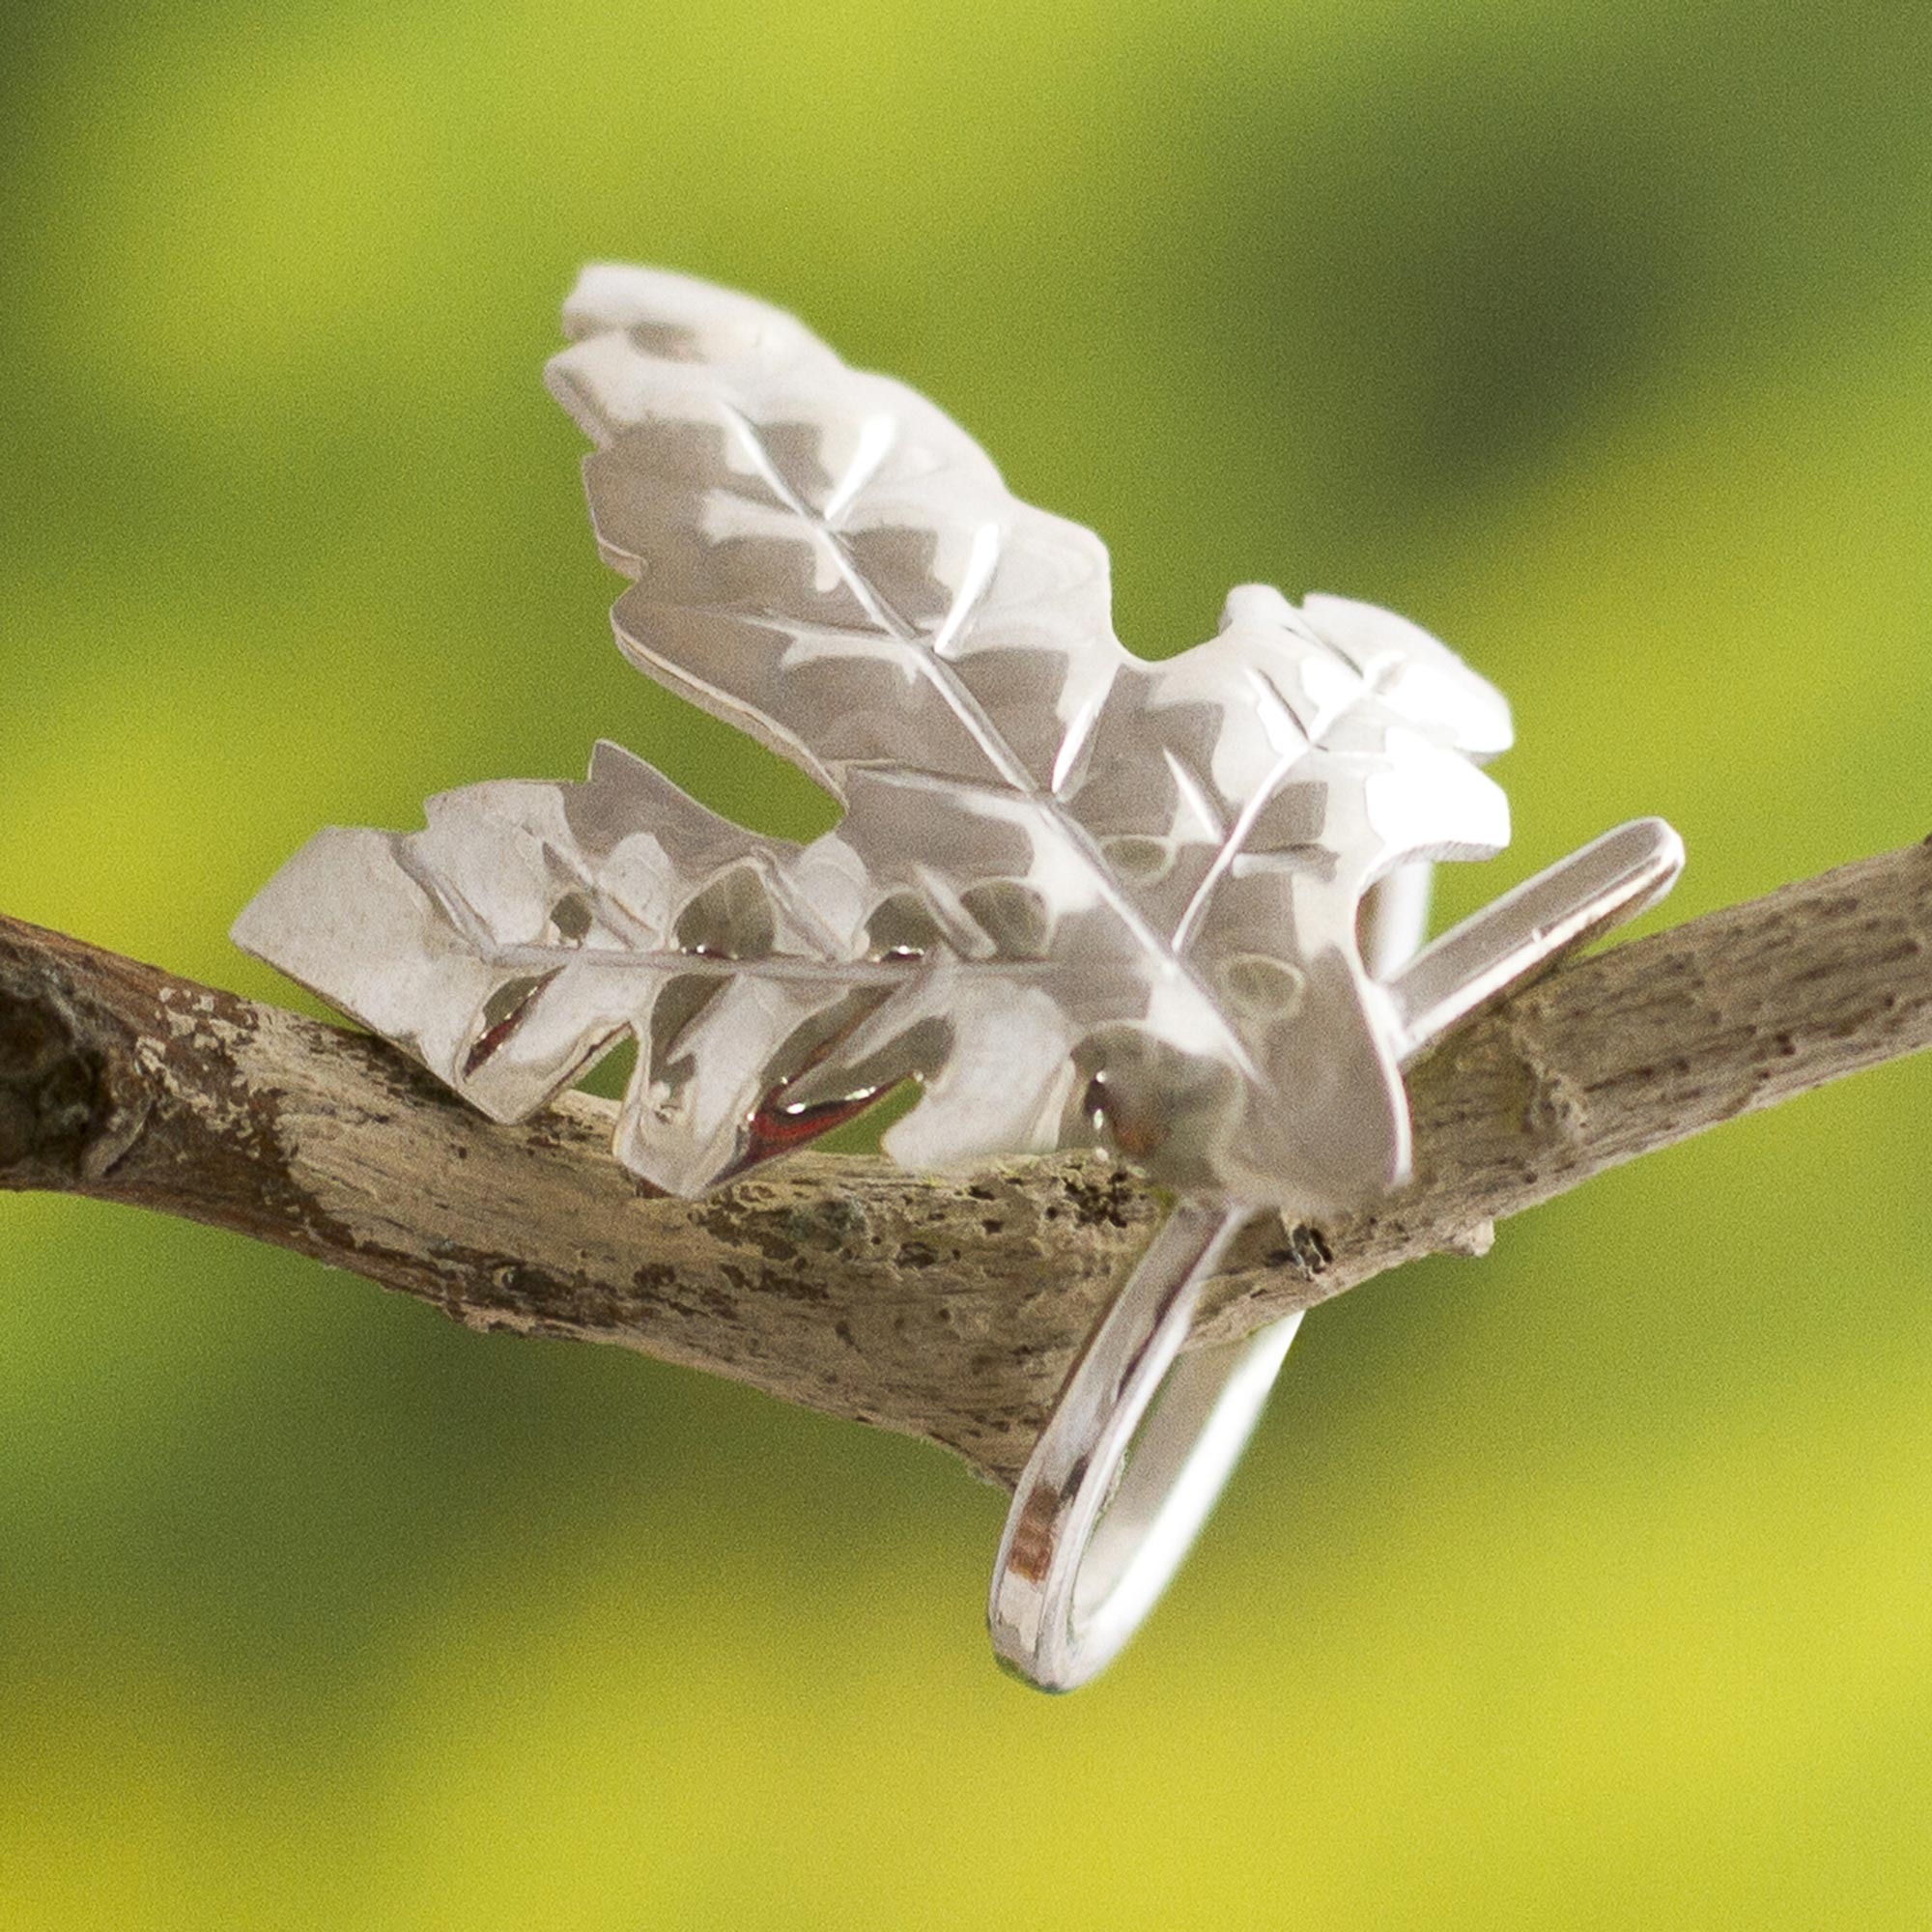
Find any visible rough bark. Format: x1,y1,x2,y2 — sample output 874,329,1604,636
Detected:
3,838,1930,1484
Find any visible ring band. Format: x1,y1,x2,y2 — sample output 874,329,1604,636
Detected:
988,1199,1289,1689
988,822,1684,1690
986,866,1427,1690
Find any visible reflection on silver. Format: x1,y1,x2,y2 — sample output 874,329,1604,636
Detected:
233,265,1685,1690
988,818,1682,1690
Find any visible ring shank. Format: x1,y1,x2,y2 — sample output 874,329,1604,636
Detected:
986,864,1433,1690
987,1200,1294,1689
985,821,1683,1690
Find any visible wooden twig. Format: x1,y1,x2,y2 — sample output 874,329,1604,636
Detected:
3,839,1930,1484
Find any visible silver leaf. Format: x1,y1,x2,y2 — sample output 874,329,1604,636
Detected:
236,265,1522,1215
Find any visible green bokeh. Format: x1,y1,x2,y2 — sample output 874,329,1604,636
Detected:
4,1,1931,1924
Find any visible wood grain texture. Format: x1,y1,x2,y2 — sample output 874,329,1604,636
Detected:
4,838,1931,1484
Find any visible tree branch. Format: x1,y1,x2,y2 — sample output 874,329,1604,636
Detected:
4,839,1930,1484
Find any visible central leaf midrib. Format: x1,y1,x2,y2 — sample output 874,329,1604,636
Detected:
711,399,1258,1077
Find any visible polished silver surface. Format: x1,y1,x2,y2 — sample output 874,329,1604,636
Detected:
232,264,1685,1690
236,264,1521,1213
987,818,1683,1690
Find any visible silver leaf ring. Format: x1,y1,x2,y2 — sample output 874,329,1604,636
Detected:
235,265,1684,1691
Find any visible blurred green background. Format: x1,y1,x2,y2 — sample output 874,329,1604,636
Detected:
4,0,1932,1924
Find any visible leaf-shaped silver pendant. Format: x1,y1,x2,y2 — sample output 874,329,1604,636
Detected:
234,265,1685,1690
